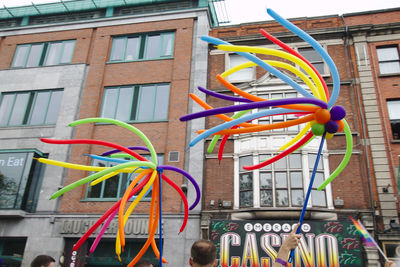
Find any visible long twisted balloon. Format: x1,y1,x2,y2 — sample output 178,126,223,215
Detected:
179,8,353,264
38,117,199,266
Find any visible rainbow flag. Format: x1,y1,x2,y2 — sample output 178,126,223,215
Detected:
350,216,376,247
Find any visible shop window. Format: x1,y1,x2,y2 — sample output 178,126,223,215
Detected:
100,84,169,122
85,154,164,201
387,99,400,140
0,150,45,212
226,54,255,83
0,237,26,267
377,46,400,75
12,40,75,68
298,47,326,75
110,31,174,62
64,238,160,267
0,89,63,127
237,153,328,208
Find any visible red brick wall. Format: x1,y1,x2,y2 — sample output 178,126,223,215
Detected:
344,10,400,26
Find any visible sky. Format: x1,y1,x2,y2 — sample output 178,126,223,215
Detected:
0,0,399,25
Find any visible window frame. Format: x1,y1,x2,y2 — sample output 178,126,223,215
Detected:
297,46,327,76
0,89,64,127
235,151,332,209
84,154,164,201
225,53,256,83
386,99,400,140
99,83,170,123
109,31,175,63
11,40,76,68
256,91,300,133
376,45,400,76
0,149,46,212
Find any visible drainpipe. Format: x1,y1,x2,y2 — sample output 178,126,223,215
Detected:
340,15,377,231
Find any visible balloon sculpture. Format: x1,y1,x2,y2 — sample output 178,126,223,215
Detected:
37,118,200,267
179,8,352,262
37,8,353,267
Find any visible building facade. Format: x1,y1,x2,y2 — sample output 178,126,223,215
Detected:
0,0,218,266
201,8,400,266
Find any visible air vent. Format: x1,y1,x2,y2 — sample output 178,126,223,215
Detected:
168,151,179,162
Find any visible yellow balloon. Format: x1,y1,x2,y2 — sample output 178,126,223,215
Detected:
218,44,327,102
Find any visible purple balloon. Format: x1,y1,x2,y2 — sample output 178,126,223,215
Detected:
330,105,346,121
197,86,252,103
101,146,150,156
325,120,339,134
158,165,200,210
180,97,327,121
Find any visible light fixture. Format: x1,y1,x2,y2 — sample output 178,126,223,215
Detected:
210,200,215,208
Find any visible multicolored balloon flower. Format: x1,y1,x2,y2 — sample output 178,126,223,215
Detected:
37,118,200,267
180,9,353,262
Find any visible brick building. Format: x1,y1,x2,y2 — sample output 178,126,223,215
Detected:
200,8,400,266
0,0,219,266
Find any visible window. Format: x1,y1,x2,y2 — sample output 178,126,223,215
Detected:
227,54,255,83
110,32,174,62
309,153,327,207
238,152,327,208
377,46,400,75
239,155,253,207
0,89,63,127
257,91,299,133
298,47,325,75
0,150,45,212
100,84,170,122
0,238,26,266
387,99,400,140
86,154,164,201
12,40,75,68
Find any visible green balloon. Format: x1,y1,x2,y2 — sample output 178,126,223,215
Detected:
50,161,156,199
317,119,352,190
69,118,158,165
311,123,325,136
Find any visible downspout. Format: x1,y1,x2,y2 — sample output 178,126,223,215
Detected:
340,15,377,231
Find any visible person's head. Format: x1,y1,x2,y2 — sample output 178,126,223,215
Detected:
31,255,56,267
190,239,218,267
134,259,154,267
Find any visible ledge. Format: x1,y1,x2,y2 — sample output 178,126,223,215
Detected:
0,209,26,218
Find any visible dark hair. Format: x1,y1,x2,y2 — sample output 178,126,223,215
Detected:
134,259,153,267
31,255,56,267
191,239,216,266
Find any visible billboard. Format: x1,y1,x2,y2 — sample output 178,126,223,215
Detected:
210,220,365,267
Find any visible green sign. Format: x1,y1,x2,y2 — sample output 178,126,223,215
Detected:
210,220,365,267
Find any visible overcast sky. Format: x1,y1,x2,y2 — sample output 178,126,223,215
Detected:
0,0,399,24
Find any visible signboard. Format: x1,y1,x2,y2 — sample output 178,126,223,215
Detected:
210,220,365,267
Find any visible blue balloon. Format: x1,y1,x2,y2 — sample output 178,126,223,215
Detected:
267,8,340,108
201,35,315,99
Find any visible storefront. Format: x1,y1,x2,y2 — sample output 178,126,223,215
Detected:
57,215,200,267
210,220,370,267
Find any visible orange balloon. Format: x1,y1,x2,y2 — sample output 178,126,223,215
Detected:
197,114,315,135
315,108,331,124
337,120,345,132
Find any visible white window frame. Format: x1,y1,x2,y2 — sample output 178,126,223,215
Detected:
225,53,256,83
377,46,400,75
296,44,328,76
234,150,333,210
